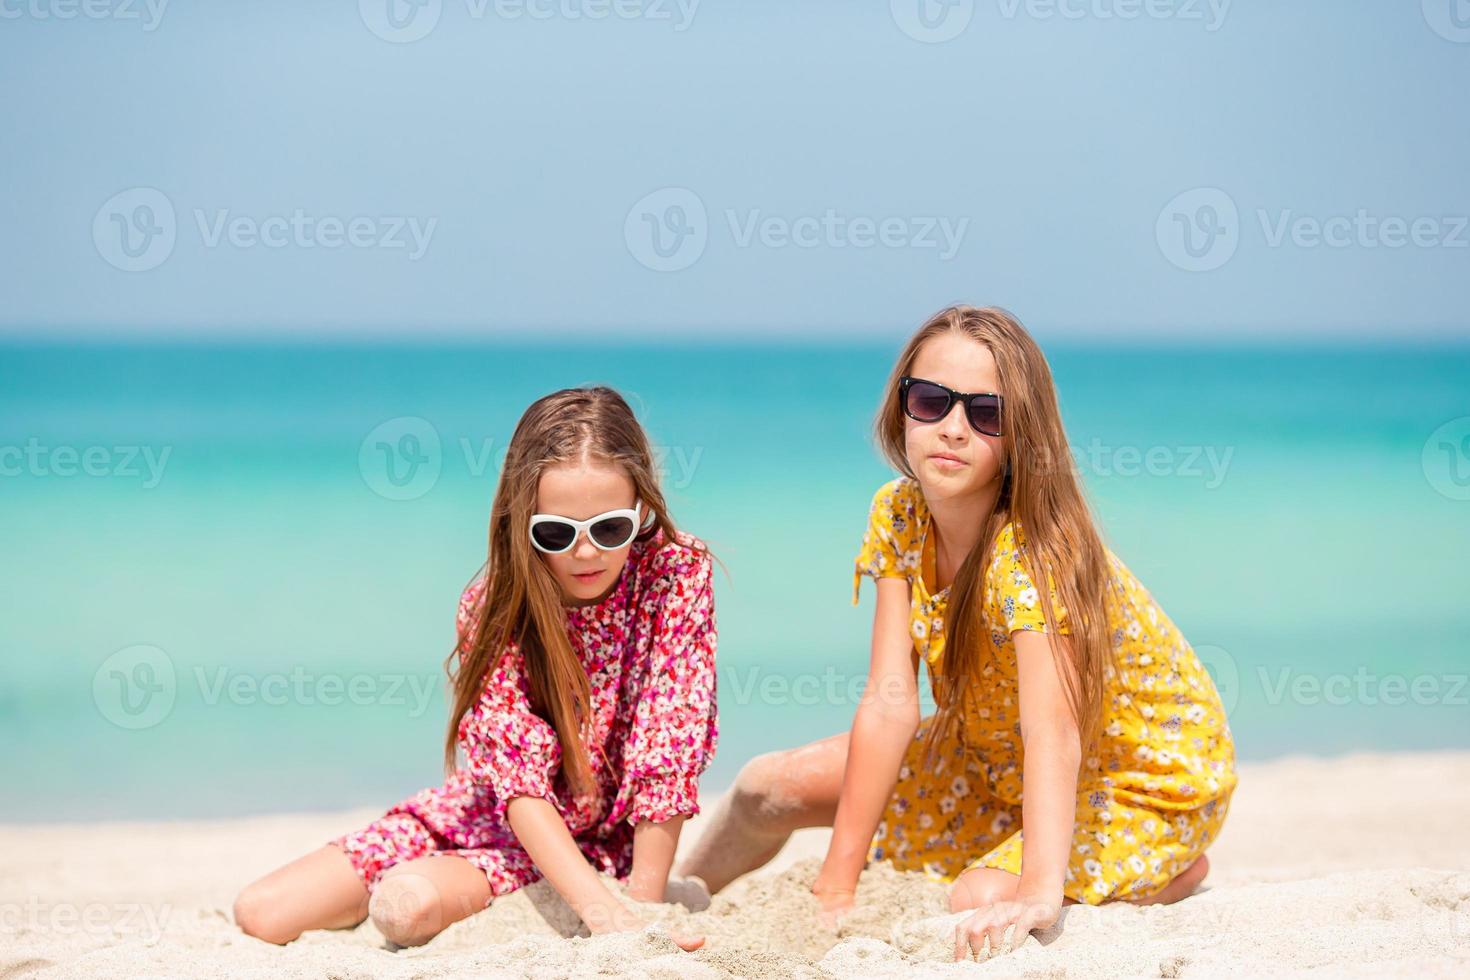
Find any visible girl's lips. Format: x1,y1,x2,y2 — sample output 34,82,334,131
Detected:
572,570,603,581
929,453,967,467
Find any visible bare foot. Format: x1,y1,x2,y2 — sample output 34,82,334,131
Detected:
1129,855,1209,906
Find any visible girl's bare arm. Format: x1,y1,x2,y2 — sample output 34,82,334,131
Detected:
813,577,921,899
1013,630,1083,903
507,796,643,933
627,815,687,902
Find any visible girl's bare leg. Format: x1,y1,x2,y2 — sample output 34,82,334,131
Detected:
233,845,371,944
365,854,494,947
947,855,1212,912
676,731,849,894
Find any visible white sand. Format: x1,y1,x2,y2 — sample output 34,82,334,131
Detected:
3,751,1469,978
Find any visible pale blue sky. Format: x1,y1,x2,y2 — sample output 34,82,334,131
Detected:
1,0,1466,339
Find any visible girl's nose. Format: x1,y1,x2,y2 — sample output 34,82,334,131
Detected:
572,533,599,559
939,401,970,439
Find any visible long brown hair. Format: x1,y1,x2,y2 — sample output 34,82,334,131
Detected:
875,306,1114,755
443,386,691,797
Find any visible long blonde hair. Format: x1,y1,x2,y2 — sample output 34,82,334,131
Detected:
443,386,694,796
875,306,1113,754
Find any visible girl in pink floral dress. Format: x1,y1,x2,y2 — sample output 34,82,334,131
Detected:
233,387,717,950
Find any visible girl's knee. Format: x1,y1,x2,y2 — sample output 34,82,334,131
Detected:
1128,853,1210,906
729,736,845,833
731,751,798,818
233,882,297,945
368,871,445,947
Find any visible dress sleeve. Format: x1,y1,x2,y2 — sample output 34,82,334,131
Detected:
454,576,484,658
987,523,1070,637
853,479,917,604
619,544,718,826
454,580,564,824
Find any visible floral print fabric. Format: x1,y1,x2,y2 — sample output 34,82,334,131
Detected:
330,530,717,899
854,477,1236,903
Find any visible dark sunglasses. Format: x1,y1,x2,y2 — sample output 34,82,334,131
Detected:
900,376,1003,437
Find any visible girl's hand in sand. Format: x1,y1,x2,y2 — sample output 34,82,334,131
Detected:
648,924,707,952
624,917,707,952
811,883,856,929
953,896,1060,962
590,904,706,952
508,799,704,951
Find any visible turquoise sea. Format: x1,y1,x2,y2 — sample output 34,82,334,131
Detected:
2,341,1468,822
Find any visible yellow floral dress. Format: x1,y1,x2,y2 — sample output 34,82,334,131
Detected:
853,477,1236,904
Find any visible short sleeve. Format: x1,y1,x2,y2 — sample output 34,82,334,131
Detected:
852,479,921,604
987,523,1069,637
617,542,718,826
455,579,564,824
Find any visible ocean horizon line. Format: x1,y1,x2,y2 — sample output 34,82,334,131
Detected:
3,328,1469,352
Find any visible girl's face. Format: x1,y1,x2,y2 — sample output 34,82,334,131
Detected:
534,458,640,605
903,332,1007,503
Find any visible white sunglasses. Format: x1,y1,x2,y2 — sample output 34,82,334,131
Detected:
528,502,647,554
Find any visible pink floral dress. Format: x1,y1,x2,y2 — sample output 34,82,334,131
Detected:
329,530,718,902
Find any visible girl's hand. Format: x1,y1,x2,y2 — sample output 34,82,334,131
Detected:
811,883,856,930
508,800,704,951
952,895,1060,962
587,902,706,951
622,917,707,952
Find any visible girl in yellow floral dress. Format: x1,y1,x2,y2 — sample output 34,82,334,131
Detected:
678,305,1236,961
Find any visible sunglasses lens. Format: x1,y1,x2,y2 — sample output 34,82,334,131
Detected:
589,516,636,549
968,395,1001,435
905,381,951,422
531,521,576,552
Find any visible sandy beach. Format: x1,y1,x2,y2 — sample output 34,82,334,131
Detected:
4,751,1468,979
